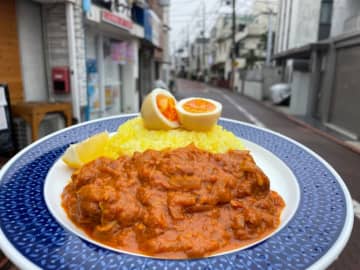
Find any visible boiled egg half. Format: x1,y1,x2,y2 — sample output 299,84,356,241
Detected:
141,88,180,130
176,97,222,131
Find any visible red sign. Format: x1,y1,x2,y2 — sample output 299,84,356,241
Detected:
102,10,133,31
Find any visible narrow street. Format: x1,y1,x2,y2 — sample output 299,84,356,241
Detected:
176,79,360,270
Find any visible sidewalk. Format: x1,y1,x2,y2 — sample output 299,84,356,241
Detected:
263,101,360,155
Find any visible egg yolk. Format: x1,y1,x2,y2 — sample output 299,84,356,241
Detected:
156,94,178,122
182,99,216,113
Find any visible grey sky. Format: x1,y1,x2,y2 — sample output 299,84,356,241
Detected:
169,0,254,52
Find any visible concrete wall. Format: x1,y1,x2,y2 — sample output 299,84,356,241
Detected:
276,0,292,52
263,66,283,99
16,0,47,102
241,69,263,100
331,0,360,36
278,0,360,48
289,70,311,115
276,0,321,52
244,81,263,100
291,0,321,48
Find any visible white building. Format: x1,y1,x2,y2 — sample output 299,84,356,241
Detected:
276,0,360,53
209,14,245,88
274,0,360,140
173,47,190,78
188,37,210,81
209,1,278,89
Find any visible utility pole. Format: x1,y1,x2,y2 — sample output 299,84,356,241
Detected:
231,0,236,91
265,9,275,66
202,0,206,81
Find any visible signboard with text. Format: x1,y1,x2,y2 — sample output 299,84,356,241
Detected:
102,10,133,31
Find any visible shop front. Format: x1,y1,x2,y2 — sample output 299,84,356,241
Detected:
84,3,140,120
137,7,163,103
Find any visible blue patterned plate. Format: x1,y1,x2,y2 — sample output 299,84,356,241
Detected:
0,115,353,270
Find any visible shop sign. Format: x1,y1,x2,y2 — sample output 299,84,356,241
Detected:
102,10,133,31
110,41,134,64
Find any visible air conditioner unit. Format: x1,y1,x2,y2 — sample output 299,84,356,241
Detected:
13,114,66,150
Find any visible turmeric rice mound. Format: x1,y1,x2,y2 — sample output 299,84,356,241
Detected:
104,117,244,159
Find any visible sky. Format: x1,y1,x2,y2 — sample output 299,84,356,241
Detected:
169,0,254,53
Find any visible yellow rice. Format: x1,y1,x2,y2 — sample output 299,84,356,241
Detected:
104,117,244,159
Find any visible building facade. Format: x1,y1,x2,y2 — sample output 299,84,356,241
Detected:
0,0,170,146
208,1,278,90
188,37,210,81
275,0,360,140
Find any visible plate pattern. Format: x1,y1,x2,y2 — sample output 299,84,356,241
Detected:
0,116,347,269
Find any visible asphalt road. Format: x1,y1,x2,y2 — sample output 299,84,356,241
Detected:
175,79,360,270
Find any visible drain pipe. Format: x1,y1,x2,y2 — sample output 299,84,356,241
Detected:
66,0,81,122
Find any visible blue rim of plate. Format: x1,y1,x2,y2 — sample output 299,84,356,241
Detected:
0,114,354,270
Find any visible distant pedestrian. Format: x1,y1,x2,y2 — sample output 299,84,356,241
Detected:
169,70,176,94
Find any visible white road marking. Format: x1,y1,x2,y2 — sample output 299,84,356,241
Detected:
353,200,360,220
221,93,266,128
208,86,360,220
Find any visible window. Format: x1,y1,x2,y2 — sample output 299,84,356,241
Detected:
318,0,333,40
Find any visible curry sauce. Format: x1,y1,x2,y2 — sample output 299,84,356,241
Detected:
62,145,285,258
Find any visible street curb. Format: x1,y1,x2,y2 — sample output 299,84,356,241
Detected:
252,97,360,156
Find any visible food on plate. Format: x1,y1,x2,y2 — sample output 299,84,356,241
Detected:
104,117,244,158
61,131,109,169
62,144,285,258
176,97,222,131
60,92,284,258
141,88,179,130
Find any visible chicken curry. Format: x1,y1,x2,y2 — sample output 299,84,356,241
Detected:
62,145,285,258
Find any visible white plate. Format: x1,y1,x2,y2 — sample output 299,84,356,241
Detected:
44,139,300,258
0,115,353,270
